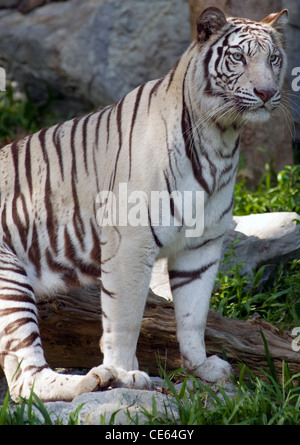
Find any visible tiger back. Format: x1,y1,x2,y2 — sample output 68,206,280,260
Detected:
0,7,288,402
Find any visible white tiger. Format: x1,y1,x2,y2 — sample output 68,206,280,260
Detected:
0,7,288,402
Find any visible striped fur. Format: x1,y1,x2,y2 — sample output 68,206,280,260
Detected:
0,7,288,401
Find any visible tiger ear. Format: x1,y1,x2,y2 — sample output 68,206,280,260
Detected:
261,9,289,33
196,7,227,42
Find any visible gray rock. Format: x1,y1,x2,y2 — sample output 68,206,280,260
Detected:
150,212,300,301
41,386,172,425
0,0,19,8
222,212,300,276
0,0,190,114
0,374,237,424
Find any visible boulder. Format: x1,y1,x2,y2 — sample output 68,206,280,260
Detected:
0,0,190,115
0,374,237,424
150,212,300,300
222,212,300,276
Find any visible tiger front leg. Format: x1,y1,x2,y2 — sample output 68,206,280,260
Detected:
100,231,158,390
168,243,232,382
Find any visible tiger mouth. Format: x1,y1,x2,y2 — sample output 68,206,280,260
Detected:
234,100,277,114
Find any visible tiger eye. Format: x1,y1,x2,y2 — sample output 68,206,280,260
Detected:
232,52,243,61
270,54,278,63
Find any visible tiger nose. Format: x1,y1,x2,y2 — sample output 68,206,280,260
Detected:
254,88,277,103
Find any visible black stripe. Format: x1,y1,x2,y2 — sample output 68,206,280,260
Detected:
169,260,218,291
109,96,125,190
148,209,163,249
163,170,174,217
106,107,113,147
11,141,20,195
24,135,33,197
11,332,40,352
148,78,164,112
28,221,41,277
10,142,30,250
11,193,30,251
0,277,34,293
218,136,240,159
1,204,15,254
166,57,180,92
128,84,146,180
186,234,225,251
181,85,210,195
94,106,111,149
45,247,80,287
0,266,26,276
5,317,38,335
0,294,36,304
52,122,65,180
82,112,94,173
39,128,58,254
101,284,116,299
0,307,37,317
169,261,218,279
217,195,234,222
64,228,101,277
70,117,80,181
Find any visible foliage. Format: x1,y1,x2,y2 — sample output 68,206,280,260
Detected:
234,163,300,215
212,253,300,328
210,161,300,328
1,361,300,425
0,83,59,144
128,360,300,425
0,387,83,425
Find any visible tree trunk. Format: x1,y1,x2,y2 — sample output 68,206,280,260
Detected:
36,286,300,379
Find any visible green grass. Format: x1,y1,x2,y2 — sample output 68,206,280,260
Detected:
132,365,300,425
1,359,299,425
234,163,300,215
212,255,300,329
210,163,300,328
0,83,59,144
0,387,83,425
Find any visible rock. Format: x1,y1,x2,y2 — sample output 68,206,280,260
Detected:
18,0,49,14
43,383,176,425
0,0,18,8
0,374,237,424
0,375,8,404
222,212,300,276
150,212,300,300
283,0,300,142
0,0,190,115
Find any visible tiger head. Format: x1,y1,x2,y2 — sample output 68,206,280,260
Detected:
196,7,288,125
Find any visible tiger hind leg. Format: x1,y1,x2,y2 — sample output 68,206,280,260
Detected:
0,246,116,402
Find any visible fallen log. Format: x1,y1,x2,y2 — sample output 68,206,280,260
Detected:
36,286,300,379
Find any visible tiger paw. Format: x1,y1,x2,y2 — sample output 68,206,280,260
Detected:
113,368,154,390
194,355,232,382
75,365,117,393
